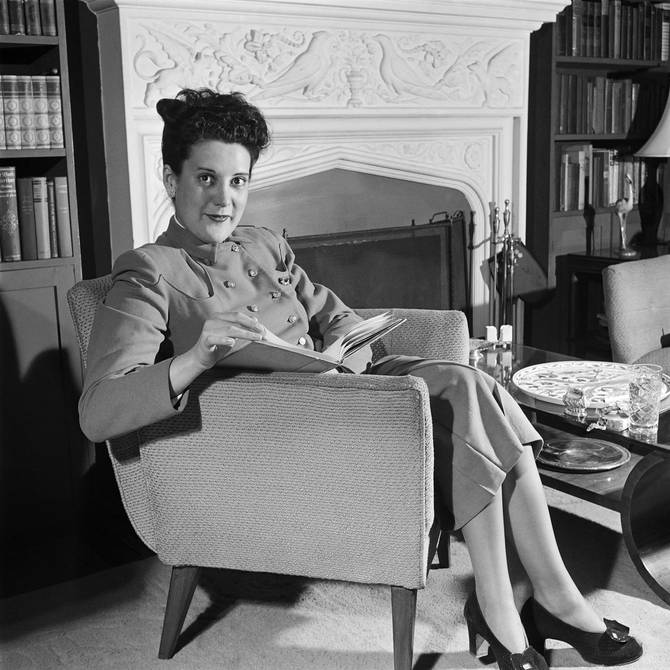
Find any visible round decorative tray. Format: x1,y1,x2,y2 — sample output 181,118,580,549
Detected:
538,437,631,472
512,360,670,408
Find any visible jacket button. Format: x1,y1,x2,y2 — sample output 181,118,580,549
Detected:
224,280,236,288
248,268,258,278
270,291,281,299
231,243,240,252
297,336,307,346
248,304,259,312
278,276,290,285
288,314,297,323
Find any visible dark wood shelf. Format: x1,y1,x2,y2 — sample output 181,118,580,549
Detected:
0,148,67,159
0,256,79,271
0,35,59,47
556,56,667,70
553,133,645,142
525,8,669,353
0,0,90,598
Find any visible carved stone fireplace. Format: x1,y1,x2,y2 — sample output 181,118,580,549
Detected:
84,0,565,334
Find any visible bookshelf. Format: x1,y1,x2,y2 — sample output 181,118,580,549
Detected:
525,0,670,355
0,0,91,596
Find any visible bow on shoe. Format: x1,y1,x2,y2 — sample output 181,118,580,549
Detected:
604,619,631,643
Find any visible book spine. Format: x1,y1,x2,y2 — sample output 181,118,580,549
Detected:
24,0,40,35
31,75,50,149
563,6,573,56
16,176,37,260
7,0,24,34
0,165,22,262
0,0,10,34
45,74,64,148
601,0,610,58
612,0,622,58
38,0,55,36
16,74,36,149
31,176,50,259
53,175,72,257
0,80,5,150
1,74,21,150
572,0,584,56
46,177,58,257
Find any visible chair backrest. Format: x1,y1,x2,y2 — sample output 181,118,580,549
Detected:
602,255,670,363
67,274,157,551
66,274,113,369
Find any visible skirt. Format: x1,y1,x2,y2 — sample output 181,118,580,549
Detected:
367,356,543,530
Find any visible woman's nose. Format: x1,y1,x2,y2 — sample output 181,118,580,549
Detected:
215,184,232,207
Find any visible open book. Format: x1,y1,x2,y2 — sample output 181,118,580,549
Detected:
216,312,406,373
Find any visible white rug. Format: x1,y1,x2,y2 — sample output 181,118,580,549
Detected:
1,489,669,670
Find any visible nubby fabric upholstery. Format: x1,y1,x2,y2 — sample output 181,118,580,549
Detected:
602,255,670,371
67,275,470,667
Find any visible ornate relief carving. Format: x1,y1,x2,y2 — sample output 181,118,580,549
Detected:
130,21,523,109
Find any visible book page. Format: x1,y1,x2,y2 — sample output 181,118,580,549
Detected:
324,312,406,360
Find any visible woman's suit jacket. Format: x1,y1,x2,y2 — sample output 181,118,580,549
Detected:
80,218,371,442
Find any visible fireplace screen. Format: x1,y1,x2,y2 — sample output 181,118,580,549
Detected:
288,217,471,321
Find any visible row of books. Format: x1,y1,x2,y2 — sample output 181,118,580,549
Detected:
558,74,639,135
0,73,63,150
558,143,645,211
0,165,72,262
0,0,57,36
556,0,670,60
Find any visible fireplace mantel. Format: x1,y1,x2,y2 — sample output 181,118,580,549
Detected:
84,0,565,333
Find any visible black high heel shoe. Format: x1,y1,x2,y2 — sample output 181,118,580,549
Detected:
464,593,548,670
520,598,643,666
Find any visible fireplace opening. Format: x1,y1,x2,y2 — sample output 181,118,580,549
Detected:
244,169,472,318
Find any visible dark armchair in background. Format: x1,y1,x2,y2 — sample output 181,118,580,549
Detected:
67,275,470,668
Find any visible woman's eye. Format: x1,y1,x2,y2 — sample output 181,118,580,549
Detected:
199,174,213,184
232,176,248,187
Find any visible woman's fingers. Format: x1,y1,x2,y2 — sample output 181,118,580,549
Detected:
211,311,265,333
201,312,267,352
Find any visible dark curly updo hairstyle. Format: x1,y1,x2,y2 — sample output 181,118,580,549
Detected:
156,88,270,175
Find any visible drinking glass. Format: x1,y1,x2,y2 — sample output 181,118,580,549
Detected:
563,385,587,421
628,364,664,439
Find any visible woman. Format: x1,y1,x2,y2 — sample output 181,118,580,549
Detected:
80,89,642,670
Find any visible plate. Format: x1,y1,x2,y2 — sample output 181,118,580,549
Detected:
538,438,631,472
512,360,670,408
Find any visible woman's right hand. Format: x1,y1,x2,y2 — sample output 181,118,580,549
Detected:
192,311,266,369
169,312,266,398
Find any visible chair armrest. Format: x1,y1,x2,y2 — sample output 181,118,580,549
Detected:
136,370,434,589
356,308,470,365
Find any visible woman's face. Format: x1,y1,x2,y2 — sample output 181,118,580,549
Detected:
163,140,251,244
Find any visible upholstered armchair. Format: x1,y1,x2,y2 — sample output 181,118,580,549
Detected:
602,255,670,371
67,275,470,669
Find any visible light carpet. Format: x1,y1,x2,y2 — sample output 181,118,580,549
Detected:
1,489,669,670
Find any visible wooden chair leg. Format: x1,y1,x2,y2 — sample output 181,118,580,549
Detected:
158,565,200,659
437,532,451,569
391,586,417,670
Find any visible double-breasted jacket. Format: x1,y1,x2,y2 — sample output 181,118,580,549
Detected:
80,218,370,442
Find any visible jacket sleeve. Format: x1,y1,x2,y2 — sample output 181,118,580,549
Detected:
79,248,188,442
281,234,372,373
